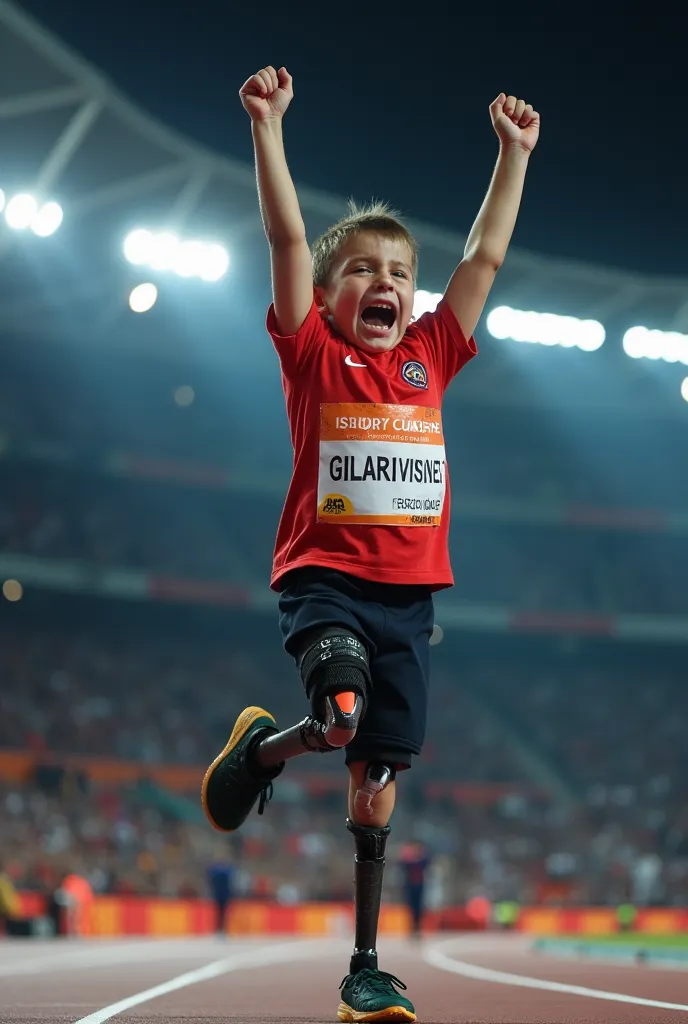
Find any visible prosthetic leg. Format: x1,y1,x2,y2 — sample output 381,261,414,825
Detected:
202,631,389,836
338,792,417,1022
250,628,399,969
347,808,392,973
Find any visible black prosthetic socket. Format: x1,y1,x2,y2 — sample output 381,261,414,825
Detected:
300,631,370,719
347,818,390,974
252,631,369,770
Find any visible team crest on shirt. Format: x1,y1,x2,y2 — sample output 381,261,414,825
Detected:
401,360,428,390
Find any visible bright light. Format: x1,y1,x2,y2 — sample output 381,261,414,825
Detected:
124,229,154,265
174,385,195,407
199,243,230,282
5,193,38,230
681,378,688,403
123,229,230,282
622,326,688,365
413,289,443,320
31,201,64,237
173,240,206,278
486,306,605,351
149,231,180,271
2,579,23,602
129,283,158,313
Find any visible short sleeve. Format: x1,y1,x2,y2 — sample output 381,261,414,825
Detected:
408,298,478,392
266,301,330,379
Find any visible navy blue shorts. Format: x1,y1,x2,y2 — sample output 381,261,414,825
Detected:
277,567,435,769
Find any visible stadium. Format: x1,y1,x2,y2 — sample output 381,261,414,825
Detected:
1,3,688,1022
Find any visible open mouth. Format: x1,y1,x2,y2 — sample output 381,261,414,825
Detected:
360,303,396,333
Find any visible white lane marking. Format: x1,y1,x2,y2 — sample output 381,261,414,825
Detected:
73,939,340,1024
424,941,688,1014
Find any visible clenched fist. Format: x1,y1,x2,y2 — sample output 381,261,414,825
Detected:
490,94,540,153
240,66,294,122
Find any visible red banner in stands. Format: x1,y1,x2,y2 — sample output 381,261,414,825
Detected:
14,895,688,938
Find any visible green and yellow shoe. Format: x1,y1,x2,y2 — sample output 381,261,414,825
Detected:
201,706,283,833
337,969,417,1022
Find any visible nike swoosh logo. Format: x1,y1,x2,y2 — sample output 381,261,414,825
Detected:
345,354,367,368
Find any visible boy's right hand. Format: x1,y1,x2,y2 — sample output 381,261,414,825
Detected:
239,66,293,122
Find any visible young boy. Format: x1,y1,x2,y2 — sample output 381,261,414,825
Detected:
202,65,539,1022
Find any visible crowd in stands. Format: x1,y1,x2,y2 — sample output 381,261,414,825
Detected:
1,345,687,915
0,623,526,784
1,465,686,613
2,357,688,513
1,621,686,908
2,769,686,910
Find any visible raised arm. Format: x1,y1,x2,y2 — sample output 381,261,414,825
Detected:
444,93,540,339
240,66,313,335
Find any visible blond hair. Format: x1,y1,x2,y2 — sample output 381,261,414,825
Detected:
311,199,418,287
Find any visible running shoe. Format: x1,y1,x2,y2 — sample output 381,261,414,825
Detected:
201,707,283,832
338,969,417,1022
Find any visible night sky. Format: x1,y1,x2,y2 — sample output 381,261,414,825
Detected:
16,3,688,277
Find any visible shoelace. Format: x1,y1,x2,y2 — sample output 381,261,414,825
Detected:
257,782,273,816
339,968,408,994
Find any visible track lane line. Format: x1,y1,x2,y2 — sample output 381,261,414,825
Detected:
424,940,688,1014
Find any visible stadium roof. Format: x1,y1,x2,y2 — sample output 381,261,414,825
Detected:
1,0,687,412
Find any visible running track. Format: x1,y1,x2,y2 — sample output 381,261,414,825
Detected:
2,933,688,1023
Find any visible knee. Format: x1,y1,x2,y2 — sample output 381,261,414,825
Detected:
348,761,397,828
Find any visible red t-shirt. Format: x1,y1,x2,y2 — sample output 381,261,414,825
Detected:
267,299,477,591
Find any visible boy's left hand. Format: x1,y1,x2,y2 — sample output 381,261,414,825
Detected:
490,94,540,153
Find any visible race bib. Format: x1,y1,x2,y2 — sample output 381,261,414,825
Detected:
317,403,446,526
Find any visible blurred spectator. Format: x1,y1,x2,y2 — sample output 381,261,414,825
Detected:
0,466,686,612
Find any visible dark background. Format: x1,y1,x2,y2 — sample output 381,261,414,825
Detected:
19,3,686,275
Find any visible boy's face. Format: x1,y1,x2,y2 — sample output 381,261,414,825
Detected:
316,232,415,353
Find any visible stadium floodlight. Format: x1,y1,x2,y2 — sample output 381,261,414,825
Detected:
172,240,207,279
123,229,230,282
123,228,154,265
486,305,606,351
3,193,64,236
129,282,158,313
149,231,180,272
413,289,443,320
31,201,64,238
199,243,230,283
622,326,688,365
5,193,38,230
681,378,688,403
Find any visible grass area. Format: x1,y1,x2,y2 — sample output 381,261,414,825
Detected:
561,933,688,948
